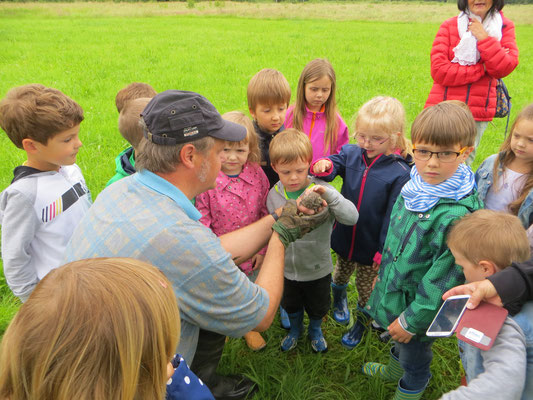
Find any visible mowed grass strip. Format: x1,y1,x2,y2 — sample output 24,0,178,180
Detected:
0,3,532,399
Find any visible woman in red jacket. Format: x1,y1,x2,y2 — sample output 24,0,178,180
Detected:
425,0,518,165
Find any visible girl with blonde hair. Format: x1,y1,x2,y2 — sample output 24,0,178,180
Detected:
311,96,412,347
0,257,213,400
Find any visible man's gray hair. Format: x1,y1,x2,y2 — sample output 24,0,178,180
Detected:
135,120,215,173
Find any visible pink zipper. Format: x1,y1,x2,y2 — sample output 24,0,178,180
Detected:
347,154,382,259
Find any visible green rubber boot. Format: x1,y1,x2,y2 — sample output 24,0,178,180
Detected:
362,347,404,383
392,380,427,400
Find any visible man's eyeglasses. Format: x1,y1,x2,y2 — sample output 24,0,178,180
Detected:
412,147,467,163
355,134,390,146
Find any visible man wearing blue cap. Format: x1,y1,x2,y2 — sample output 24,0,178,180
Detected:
64,90,328,400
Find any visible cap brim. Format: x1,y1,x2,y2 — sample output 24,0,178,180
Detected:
208,119,247,142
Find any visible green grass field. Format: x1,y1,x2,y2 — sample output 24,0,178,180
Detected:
1,2,532,398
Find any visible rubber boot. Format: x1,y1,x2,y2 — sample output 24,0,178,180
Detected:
341,317,366,350
331,282,350,325
190,329,258,400
279,305,290,330
308,318,328,353
392,379,427,400
280,311,304,352
362,347,404,382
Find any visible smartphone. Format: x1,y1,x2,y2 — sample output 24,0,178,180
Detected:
426,295,470,337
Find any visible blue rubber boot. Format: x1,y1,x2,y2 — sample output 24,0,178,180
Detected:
279,306,290,330
280,311,304,352
341,318,366,350
331,282,350,325
308,318,328,353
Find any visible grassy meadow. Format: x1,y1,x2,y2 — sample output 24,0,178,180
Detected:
1,2,533,398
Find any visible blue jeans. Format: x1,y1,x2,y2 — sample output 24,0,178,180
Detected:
393,339,433,391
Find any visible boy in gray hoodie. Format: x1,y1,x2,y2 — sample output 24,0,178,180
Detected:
267,128,358,353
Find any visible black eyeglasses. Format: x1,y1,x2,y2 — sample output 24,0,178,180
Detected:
412,147,467,163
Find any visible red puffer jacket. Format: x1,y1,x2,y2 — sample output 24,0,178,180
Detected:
425,13,518,121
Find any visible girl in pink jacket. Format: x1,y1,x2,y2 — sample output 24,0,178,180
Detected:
195,111,270,351
286,58,350,163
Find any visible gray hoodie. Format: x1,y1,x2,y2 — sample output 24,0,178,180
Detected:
267,176,358,282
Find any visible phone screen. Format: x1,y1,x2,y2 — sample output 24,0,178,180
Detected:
427,296,470,336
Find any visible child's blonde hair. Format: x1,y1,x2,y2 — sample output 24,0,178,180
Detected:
0,84,84,149
222,111,261,164
269,128,313,166
0,258,180,400
447,210,530,270
247,69,291,112
291,59,339,156
494,103,533,216
118,97,151,149
115,82,157,113
411,102,476,147
355,96,412,157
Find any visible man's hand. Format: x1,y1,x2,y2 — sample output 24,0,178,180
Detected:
272,199,329,248
388,318,413,343
443,279,502,310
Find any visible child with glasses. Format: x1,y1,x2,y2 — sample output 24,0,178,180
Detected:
311,96,412,339
361,102,482,400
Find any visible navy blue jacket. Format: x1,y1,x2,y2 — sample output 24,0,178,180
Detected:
312,144,412,265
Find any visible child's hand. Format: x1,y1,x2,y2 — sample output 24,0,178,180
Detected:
251,254,264,271
297,186,327,215
372,261,380,271
388,318,413,343
312,159,332,174
372,275,378,290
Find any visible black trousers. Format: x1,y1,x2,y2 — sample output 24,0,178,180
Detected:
281,273,331,319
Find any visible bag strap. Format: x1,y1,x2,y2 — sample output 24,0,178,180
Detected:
501,79,512,137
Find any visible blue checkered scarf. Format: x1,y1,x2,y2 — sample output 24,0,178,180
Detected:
401,163,475,212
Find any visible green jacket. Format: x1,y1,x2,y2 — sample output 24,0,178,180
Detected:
366,191,482,340
105,147,136,188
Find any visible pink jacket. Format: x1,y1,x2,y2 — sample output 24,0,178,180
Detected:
286,105,350,163
195,162,269,275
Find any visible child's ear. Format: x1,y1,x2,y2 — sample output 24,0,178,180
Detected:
21,138,40,154
461,146,475,162
478,260,498,278
271,163,279,174
249,108,256,120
